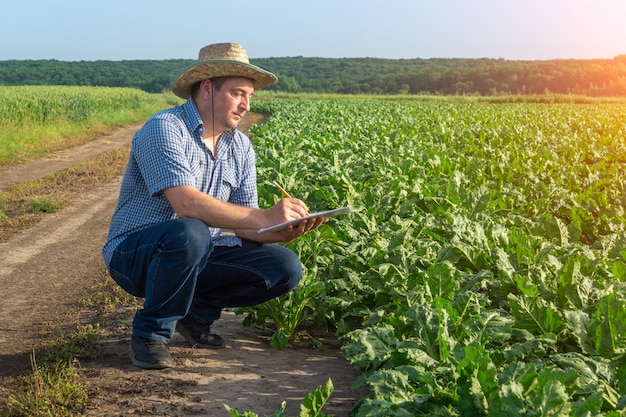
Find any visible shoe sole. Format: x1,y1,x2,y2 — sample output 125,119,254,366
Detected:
128,345,172,369
175,323,226,349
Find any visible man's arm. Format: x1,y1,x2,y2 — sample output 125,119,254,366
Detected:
163,185,308,231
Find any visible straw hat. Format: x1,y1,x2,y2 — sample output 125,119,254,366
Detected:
172,42,277,99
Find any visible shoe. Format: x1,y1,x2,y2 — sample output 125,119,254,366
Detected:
128,335,172,369
176,316,225,348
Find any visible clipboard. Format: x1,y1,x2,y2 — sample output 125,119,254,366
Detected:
258,206,350,234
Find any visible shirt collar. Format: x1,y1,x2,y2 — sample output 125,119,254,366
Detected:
182,98,203,137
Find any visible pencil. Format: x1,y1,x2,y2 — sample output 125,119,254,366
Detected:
272,181,293,198
272,181,310,215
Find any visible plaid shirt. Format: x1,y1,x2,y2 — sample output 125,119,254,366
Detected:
102,98,258,267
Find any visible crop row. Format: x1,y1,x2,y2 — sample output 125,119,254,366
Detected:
243,99,626,416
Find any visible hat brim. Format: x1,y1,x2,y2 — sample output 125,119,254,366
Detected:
172,60,277,98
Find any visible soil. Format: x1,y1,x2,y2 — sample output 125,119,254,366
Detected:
0,114,365,416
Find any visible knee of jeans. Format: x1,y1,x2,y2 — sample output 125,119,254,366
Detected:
285,273,302,292
282,251,303,291
168,218,212,259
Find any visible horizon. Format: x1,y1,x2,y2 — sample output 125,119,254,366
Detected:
2,55,626,63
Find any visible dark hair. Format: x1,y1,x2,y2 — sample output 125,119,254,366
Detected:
191,77,229,97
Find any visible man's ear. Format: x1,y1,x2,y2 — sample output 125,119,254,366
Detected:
201,79,213,95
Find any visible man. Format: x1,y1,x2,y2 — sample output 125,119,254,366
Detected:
102,42,325,369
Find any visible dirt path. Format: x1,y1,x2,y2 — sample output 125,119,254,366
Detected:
0,122,144,191
0,116,364,416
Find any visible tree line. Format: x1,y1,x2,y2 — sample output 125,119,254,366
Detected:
1,55,625,96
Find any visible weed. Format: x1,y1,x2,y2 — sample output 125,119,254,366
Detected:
27,198,62,214
1,324,100,416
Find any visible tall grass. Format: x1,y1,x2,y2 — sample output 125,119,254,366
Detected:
0,86,180,167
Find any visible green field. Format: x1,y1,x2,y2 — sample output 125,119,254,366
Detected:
246,98,626,416
0,86,177,166
2,88,625,415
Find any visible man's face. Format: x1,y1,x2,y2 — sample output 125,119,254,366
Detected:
212,77,255,131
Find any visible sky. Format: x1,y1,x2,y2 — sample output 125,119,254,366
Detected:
1,0,625,62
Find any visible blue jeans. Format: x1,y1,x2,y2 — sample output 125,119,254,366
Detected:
107,218,302,342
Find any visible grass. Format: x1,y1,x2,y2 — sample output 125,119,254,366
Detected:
0,87,181,168
1,325,99,416
27,198,62,214
0,273,140,417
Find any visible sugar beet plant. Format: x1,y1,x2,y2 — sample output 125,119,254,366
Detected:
242,98,626,416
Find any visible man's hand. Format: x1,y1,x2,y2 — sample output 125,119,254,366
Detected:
274,214,328,242
264,197,309,225
237,198,328,243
